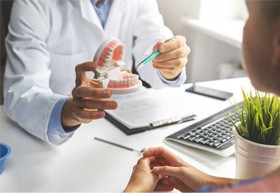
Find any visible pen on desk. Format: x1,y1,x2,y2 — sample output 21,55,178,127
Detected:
94,137,146,153
150,114,196,128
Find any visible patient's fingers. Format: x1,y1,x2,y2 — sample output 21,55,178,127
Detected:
143,147,182,167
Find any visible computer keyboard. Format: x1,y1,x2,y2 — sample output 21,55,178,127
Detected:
164,102,243,157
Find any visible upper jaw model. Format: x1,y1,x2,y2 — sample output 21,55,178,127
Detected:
93,38,140,89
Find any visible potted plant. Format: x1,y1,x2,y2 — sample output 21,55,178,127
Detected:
227,89,280,179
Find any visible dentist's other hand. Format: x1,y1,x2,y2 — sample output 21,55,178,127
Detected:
153,35,190,80
61,62,118,129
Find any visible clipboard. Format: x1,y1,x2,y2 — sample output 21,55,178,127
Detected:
105,113,152,135
106,112,195,135
105,88,195,135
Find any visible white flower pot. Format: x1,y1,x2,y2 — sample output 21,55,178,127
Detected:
233,123,280,179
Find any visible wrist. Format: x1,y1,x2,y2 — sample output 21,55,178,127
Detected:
160,71,180,81
62,124,80,133
61,97,81,127
209,175,235,187
124,182,153,193
124,185,141,192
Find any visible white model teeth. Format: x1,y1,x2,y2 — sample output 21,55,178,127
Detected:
107,73,139,86
94,38,140,89
105,57,110,62
110,79,125,85
104,59,109,66
108,51,113,57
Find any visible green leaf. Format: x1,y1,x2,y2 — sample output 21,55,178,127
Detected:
226,88,280,145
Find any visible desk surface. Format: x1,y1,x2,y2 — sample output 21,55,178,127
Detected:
0,77,253,192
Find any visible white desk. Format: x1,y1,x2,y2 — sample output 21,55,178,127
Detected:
0,78,253,192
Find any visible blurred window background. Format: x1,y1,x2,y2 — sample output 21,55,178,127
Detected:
157,0,248,83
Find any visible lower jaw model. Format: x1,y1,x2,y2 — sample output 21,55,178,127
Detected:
93,38,140,89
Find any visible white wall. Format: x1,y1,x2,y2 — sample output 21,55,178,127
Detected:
157,0,201,34
199,0,246,20
157,0,201,83
188,32,243,82
157,0,246,83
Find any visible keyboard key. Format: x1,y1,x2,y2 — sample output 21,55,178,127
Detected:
202,139,210,144
195,138,203,143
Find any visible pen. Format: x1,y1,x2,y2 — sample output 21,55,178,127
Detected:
136,37,174,70
136,50,160,70
94,137,146,153
150,114,196,128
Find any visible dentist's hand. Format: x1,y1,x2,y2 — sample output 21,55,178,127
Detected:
153,35,190,80
61,61,118,129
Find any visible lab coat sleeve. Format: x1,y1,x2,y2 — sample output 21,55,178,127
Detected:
157,70,186,87
47,98,76,145
132,0,186,89
4,0,70,143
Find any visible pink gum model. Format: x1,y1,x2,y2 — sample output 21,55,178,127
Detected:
93,38,140,88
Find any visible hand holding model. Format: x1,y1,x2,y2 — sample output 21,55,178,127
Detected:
3,0,189,144
61,36,188,130
152,35,191,80
61,61,118,128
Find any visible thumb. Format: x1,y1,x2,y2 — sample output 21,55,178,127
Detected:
153,166,185,179
153,41,164,52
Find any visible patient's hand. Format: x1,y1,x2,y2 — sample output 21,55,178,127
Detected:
61,61,118,129
124,156,160,192
144,147,234,192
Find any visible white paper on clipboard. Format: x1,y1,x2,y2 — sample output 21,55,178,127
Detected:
106,87,194,129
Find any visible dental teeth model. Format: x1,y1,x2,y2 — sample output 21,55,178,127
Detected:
93,38,141,92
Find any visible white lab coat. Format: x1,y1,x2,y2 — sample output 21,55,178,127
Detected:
4,0,176,142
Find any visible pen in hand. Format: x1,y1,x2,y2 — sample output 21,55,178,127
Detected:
136,37,174,70
136,51,160,70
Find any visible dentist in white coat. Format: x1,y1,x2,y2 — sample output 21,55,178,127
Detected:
4,0,190,145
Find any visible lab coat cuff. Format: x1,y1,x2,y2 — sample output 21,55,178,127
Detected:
157,68,186,87
47,97,77,145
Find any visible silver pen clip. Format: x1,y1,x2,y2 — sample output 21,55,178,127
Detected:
150,114,196,128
